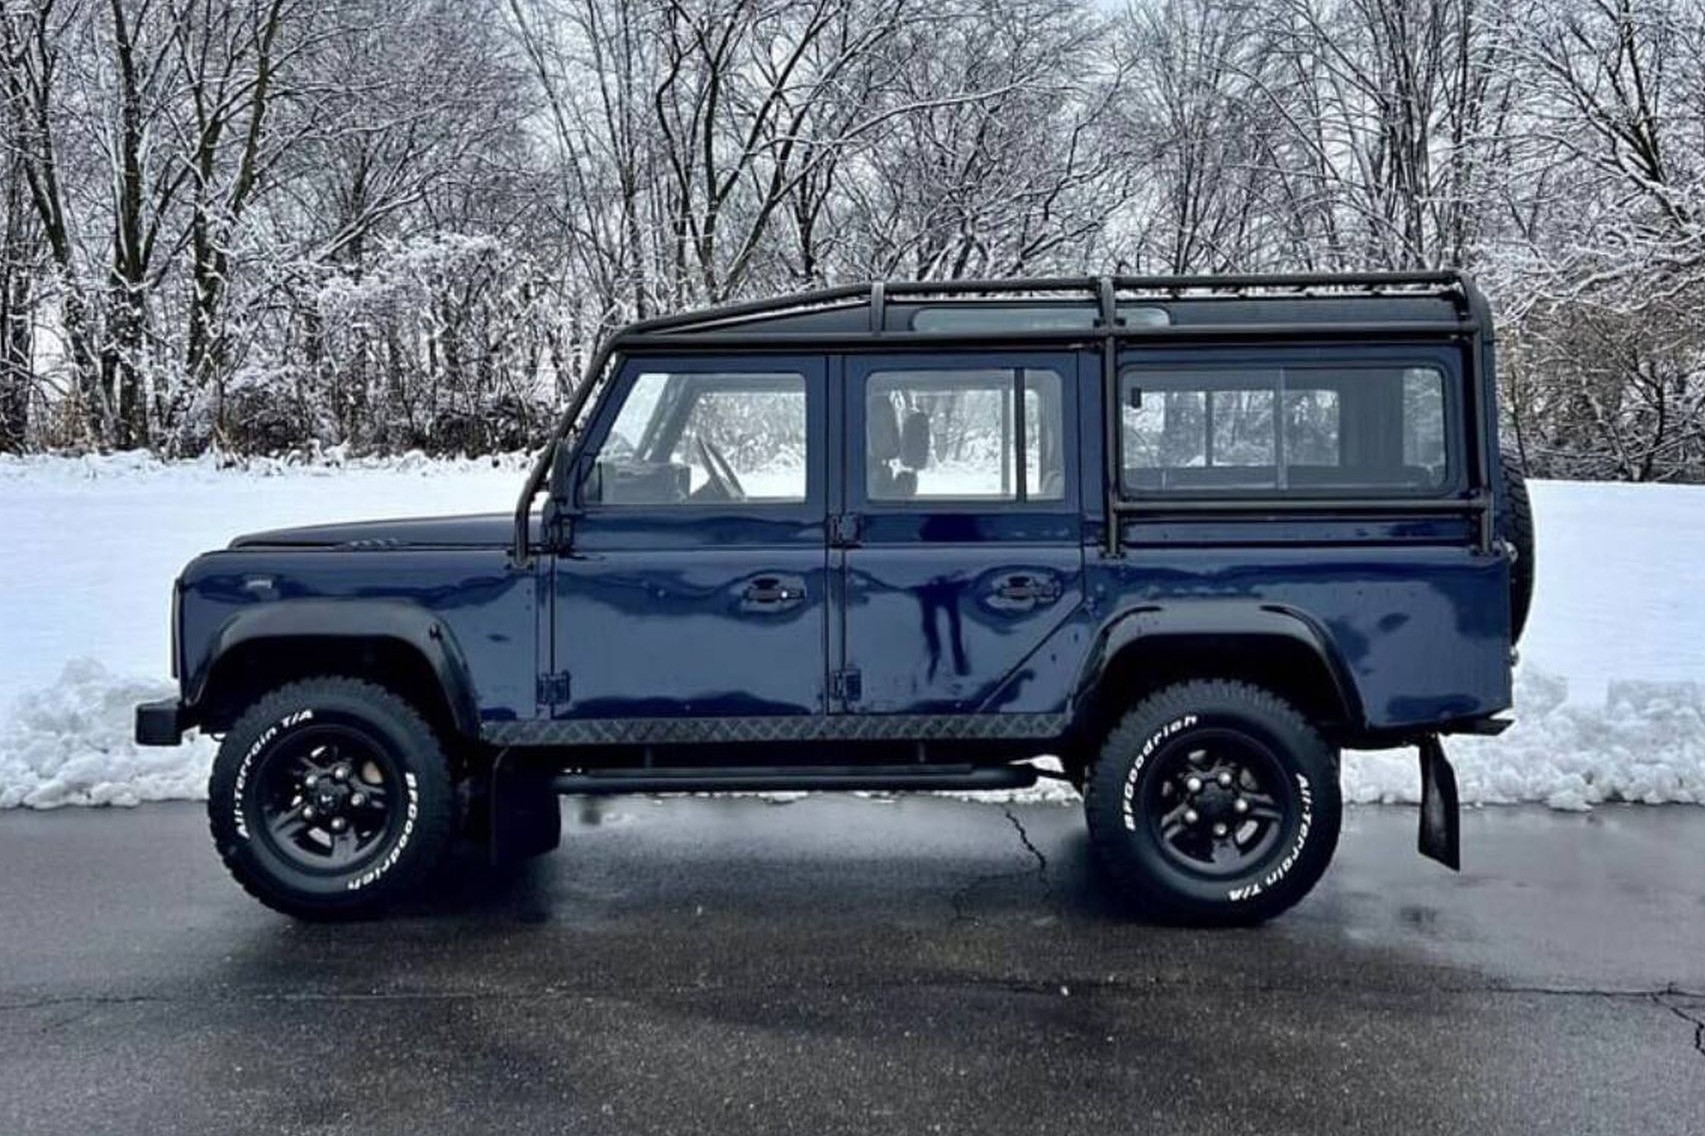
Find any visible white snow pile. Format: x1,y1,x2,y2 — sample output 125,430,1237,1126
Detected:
0,660,215,809
1341,668,1704,812
0,456,1700,811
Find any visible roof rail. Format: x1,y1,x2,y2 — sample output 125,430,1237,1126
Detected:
620,271,1471,339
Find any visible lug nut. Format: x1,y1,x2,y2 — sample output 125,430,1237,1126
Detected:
1217,771,1233,788
333,766,349,782
1183,808,1199,825
1212,822,1228,837
1185,776,1203,794
1234,798,1250,815
301,805,315,820
330,817,347,832
350,792,366,808
304,774,318,788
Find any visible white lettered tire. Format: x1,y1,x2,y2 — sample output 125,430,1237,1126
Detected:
1085,680,1342,925
207,677,457,919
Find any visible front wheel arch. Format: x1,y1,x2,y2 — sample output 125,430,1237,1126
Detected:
190,605,478,744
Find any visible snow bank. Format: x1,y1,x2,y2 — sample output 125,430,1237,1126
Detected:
0,457,1701,811
0,659,215,809
1342,668,1704,812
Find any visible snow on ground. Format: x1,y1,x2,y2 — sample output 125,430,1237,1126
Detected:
0,456,1700,810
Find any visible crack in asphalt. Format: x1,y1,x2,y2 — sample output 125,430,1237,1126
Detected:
1654,988,1705,1061
946,807,1053,924
1001,807,1049,882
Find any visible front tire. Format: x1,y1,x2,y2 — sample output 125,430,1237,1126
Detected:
208,677,457,919
1085,680,1341,925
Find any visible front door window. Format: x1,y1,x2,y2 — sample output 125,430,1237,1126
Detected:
585,370,808,506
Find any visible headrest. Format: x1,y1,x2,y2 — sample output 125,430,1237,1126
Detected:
868,393,900,461
899,409,931,469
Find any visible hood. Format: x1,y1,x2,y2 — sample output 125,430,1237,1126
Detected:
228,513,513,550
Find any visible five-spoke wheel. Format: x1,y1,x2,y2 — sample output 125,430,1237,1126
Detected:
1086,679,1342,925
208,677,455,919
255,729,400,872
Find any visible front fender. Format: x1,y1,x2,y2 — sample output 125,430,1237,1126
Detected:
1074,600,1364,729
185,598,481,738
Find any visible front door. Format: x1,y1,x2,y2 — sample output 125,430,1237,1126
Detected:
551,355,827,719
838,352,1086,715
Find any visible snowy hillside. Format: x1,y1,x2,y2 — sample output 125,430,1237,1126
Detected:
0,453,1700,810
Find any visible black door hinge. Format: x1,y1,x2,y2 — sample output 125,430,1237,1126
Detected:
829,512,862,547
831,668,862,704
537,672,572,707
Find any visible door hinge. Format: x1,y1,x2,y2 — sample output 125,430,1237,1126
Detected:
537,672,572,707
831,668,862,704
829,512,862,547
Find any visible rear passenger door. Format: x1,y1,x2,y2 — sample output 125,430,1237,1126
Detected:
835,353,1086,715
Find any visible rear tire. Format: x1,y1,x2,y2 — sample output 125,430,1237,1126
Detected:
1085,680,1341,925
207,677,457,920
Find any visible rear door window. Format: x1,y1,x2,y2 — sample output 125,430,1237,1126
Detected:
1120,364,1452,494
864,367,1066,503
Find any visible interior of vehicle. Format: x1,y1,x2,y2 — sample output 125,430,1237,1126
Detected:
1120,364,1450,494
585,371,808,505
584,365,1070,507
864,367,1066,503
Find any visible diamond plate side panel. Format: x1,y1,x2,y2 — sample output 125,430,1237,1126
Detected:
481,713,1068,747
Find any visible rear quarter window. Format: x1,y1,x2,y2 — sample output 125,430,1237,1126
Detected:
1120,364,1452,495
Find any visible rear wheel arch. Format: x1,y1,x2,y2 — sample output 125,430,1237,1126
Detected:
1069,604,1361,766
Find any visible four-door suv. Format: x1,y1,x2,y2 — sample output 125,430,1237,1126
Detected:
136,272,1531,924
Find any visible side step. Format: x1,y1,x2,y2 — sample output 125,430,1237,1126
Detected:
551,763,1039,796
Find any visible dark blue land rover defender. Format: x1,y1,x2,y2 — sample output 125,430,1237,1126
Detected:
136,272,1532,924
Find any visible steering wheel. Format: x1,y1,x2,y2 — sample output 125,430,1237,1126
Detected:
695,436,747,501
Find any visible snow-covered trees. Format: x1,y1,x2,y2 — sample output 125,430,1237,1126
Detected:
0,0,1702,478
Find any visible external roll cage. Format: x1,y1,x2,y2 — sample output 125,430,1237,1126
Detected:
513,270,1495,565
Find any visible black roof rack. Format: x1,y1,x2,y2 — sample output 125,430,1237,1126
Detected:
616,271,1476,340
514,271,1490,563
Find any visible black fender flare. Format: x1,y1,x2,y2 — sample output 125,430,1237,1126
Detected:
1071,600,1364,731
186,599,481,739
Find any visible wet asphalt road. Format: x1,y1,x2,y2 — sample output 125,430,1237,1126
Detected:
0,797,1701,1135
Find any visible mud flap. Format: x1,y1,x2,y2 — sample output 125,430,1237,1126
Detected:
486,753,562,866
1417,734,1461,871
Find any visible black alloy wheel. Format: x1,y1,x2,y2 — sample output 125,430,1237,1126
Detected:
251,723,403,873
208,677,457,919
1085,679,1342,925
1141,728,1295,879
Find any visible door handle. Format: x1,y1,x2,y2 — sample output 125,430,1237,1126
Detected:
990,573,1060,607
742,575,807,610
